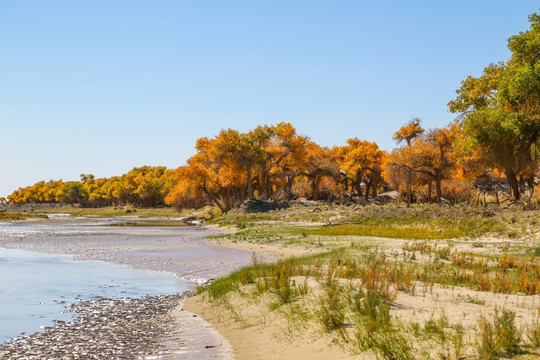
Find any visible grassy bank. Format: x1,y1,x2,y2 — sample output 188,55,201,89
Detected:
108,220,188,227
0,212,48,220
21,205,185,218
195,203,540,359
213,203,538,240
199,244,540,358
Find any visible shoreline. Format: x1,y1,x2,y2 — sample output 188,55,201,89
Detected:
0,219,255,359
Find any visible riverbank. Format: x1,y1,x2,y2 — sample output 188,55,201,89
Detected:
184,213,540,359
7,202,540,359
0,219,256,359
0,203,186,218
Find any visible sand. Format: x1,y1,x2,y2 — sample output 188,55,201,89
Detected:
184,227,362,360
185,233,540,359
184,293,359,360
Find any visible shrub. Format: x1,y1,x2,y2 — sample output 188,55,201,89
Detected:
493,308,521,355
476,316,498,360
527,314,540,347
318,279,346,332
475,308,521,359
352,288,391,334
272,261,294,304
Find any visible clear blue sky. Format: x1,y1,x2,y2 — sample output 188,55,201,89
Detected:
1,1,538,198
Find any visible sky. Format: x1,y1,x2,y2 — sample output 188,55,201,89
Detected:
1,1,539,198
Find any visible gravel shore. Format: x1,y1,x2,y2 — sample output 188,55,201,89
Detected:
2,294,186,359
0,219,254,359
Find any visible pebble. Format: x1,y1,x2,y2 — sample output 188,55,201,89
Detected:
0,293,190,359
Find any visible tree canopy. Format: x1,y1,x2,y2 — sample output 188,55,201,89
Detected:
449,13,540,200
9,12,540,209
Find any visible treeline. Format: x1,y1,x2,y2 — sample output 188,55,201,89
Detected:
8,166,176,207
8,12,540,210
163,120,477,212
164,122,386,211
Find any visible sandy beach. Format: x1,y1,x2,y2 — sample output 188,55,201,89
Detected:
0,219,258,359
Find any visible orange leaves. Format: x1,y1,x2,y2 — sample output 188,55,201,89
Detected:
8,167,175,207
335,138,386,199
384,120,460,203
392,117,424,146
167,123,313,210
8,117,516,209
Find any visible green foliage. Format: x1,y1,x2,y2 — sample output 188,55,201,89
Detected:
527,315,540,347
34,206,184,218
475,308,521,359
449,12,540,200
423,313,449,342
476,316,499,360
356,330,414,360
272,261,294,304
216,203,523,241
493,307,521,355
352,289,391,333
318,279,346,332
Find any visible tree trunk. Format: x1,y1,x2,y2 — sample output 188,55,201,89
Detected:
371,176,379,197
427,181,432,203
364,180,371,202
505,168,520,200
284,175,295,200
246,163,254,199
355,170,363,196
202,186,226,213
354,180,363,197
528,177,535,201
311,176,321,200
406,170,413,207
265,174,272,198
519,175,526,194
435,177,442,204
527,177,535,191
260,165,267,199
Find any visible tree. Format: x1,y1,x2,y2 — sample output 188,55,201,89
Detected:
385,123,458,203
166,132,250,212
392,117,425,146
391,118,425,204
57,182,85,204
336,138,385,200
449,13,540,200
410,124,459,203
260,123,309,200
302,142,338,200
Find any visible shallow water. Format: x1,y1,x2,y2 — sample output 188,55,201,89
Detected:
0,247,194,343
